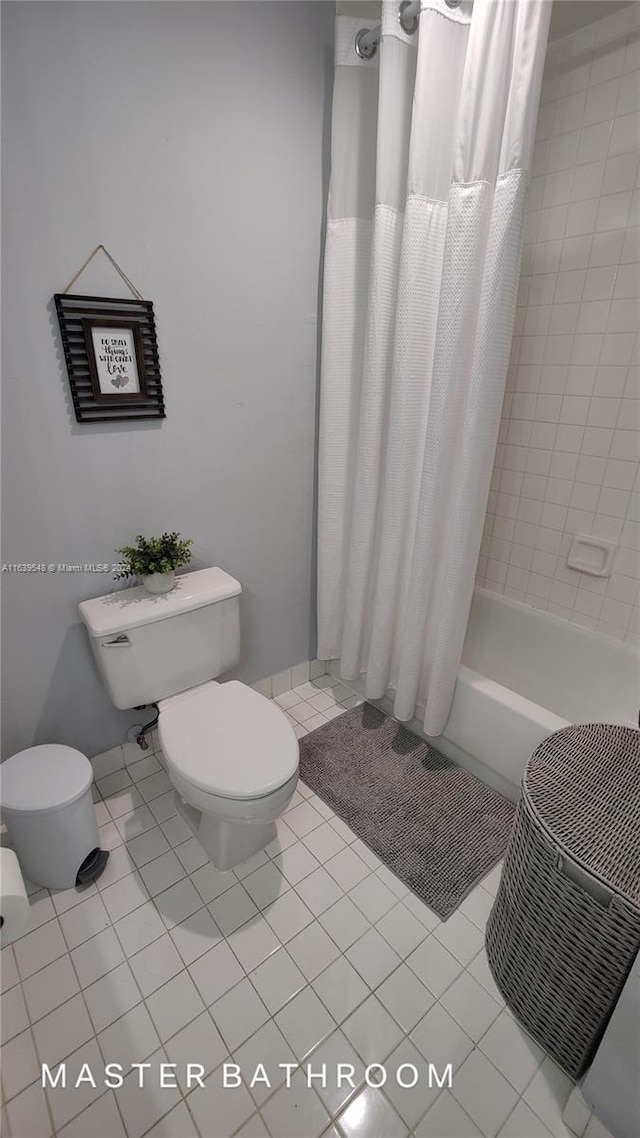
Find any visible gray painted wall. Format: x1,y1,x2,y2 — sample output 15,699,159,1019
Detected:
1,1,333,759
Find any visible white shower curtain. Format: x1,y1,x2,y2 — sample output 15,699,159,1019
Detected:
317,0,551,736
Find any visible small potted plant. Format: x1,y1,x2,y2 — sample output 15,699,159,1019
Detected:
115,532,194,594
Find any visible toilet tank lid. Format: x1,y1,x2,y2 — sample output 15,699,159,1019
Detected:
78,567,242,638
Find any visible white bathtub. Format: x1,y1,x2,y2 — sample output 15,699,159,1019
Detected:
434,589,639,799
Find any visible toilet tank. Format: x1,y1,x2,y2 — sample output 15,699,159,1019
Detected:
78,568,242,710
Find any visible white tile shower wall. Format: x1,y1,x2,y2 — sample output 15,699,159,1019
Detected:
477,5,640,645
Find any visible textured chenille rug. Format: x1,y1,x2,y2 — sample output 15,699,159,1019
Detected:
299,702,515,920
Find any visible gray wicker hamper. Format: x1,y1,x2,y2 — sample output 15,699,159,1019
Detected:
485,723,640,1080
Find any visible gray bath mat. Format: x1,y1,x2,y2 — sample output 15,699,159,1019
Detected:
299,702,515,920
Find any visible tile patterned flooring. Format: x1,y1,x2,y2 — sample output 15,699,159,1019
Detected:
1,675,576,1138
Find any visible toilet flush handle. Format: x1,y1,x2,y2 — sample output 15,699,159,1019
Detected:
101,634,130,647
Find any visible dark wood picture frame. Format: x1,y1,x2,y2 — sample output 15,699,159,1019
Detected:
55,294,165,423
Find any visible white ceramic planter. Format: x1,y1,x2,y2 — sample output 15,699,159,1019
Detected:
142,571,175,595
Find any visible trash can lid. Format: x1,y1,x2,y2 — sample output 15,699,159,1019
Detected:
1,745,93,814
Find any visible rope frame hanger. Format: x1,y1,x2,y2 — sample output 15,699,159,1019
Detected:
61,243,145,300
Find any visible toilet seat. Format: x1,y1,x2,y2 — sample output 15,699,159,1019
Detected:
158,680,299,801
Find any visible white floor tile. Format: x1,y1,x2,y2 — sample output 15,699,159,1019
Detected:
401,891,441,930
1,984,28,1041
296,866,344,916
261,1066,331,1138
480,1010,546,1092
57,1091,126,1138
243,861,290,909
125,827,170,868
274,690,304,710
186,1067,255,1138
209,882,258,935
129,933,184,997
210,976,270,1050
148,791,179,825
310,1028,365,1115
226,914,281,972
138,850,185,897
337,1084,409,1138
191,861,237,904
308,690,337,712
376,962,435,1031
325,846,370,890
107,789,144,822
306,713,331,731
45,1038,104,1132
144,1101,200,1138
70,926,125,991
350,838,382,871
274,985,335,1060
271,839,319,885
415,1090,482,1137
169,901,222,965
342,993,404,1064
406,935,464,998
346,927,401,988
115,1049,182,1138
235,1112,270,1138
460,884,495,931
98,1002,160,1068
289,702,320,725
313,955,369,1021
127,753,162,783
522,1056,575,1138
84,960,141,1032
433,910,486,966
384,1036,442,1128
263,888,314,943
145,970,204,1041
188,940,244,1006
319,895,370,950
160,812,192,849
22,954,79,1023
481,862,504,897
174,835,210,874
302,821,346,862
287,921,340,980
250,946,306,1013
284,800,325,838
58,893,110,950
154,873,202,928
440,970,502,1043
2,1027,42,1100
135,770,172,803
452,1049,520,1138
165,1011,227,1093
100,871,148,924
233,849,269,880
6,1081,53,1138
14,918,67,980
349,873,397,922
1,944,19,991
410,1002,475,1072
233,1019,297,1105
32,992,94,1067
468,948,506,1008
497,1098,555,1137
115,899,166,956
376,901,431,957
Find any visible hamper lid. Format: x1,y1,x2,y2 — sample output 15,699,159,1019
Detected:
524,723,640,906
0,745,93,814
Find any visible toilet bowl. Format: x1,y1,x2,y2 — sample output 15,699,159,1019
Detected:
158,679,299,868
78,567,300,871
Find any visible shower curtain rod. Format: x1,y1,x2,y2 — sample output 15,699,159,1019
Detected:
355,0,462,59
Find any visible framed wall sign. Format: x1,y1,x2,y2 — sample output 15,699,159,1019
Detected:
55,294,165,423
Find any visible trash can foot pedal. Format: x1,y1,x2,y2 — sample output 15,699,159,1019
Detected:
76,847,109,886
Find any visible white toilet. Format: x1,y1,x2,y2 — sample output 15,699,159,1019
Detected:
79,568,299,869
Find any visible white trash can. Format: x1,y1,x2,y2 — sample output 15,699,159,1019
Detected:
0,744,108,890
